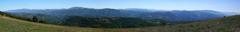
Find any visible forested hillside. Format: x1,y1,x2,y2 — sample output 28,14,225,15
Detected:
1,10,240,32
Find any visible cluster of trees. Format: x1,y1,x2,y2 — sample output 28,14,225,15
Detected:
63,16,167,28
0,11,6,16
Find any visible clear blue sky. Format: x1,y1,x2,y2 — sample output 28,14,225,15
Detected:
0,0,239,12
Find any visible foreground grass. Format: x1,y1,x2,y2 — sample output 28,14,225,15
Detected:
0,16,103,32
0,15,240,32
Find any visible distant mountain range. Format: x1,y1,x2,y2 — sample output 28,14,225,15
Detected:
5,7,225,21
3,7,226,24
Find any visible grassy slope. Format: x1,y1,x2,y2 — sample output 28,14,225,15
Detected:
0,15,104,32
0,15,240,32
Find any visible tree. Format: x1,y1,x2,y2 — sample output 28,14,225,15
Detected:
32,16,39,22
0,11,6,16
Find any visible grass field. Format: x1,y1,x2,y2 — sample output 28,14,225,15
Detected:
0,15,240,32
0,15,104,32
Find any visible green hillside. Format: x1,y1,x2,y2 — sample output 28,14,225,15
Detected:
0,14,240,32
103,15,240,32
0,15,102,32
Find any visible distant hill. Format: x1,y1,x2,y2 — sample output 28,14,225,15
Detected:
4,7,225,22
63,16,166,28
2,7,226,28
0,11,240,32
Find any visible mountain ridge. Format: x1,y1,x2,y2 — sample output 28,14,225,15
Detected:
2,7,227,28
0,11,240,32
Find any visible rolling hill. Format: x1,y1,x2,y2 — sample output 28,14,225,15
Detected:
5,7,225,23
2,7,226,28
0,12,240,32
0,15,102,32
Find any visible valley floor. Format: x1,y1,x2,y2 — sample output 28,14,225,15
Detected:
0,15,240,32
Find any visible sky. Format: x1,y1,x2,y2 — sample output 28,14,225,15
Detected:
0,0,239,12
